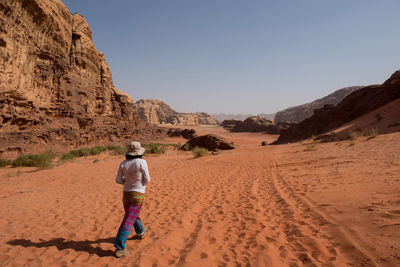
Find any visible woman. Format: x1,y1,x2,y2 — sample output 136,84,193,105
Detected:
114,141,150,258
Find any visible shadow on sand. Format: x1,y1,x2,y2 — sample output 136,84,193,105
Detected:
7,237,115,257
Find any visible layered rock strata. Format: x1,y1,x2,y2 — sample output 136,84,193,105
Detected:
0,0,161,157
273,70,400,144
136,98,217,126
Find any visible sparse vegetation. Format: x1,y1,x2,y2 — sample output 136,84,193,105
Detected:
12,151,55,169
304,142,317,152
181,143,191,151
349,130,362,140
192,146,210,158
93,159,100,163
143,143,166,154
60,152,75,161
108,145,128,155
0,158,11,168
364,128,378,138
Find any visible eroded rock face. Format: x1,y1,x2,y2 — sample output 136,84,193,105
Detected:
136,98,217,126
273,70,400,144
274,86,364,123
0,0,162,157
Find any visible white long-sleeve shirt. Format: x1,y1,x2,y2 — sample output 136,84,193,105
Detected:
115,159,151,193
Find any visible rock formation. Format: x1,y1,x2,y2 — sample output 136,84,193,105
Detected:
0,0,163,157
167,128,197,140
183,134,234,151
273,70,400,144
212,113,275,123
274,86,364,123
136,98,217,126
221,116,293,134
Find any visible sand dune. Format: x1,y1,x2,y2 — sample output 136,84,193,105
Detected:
1,127,399,266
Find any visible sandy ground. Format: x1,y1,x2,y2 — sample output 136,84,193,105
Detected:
1,126,399,266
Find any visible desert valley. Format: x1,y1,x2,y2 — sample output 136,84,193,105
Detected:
1,0,400,266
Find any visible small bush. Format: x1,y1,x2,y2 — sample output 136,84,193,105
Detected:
181,143,191,151
60,153,76,161
0,158,11,167
143,143,166,154
12,151,55,169
108,145,128,155
261,141,267,146
192,146,209,158
348,130,361,140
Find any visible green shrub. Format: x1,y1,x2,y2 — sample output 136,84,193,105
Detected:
192,146,209,158
0,158,11,167
181,143,191,151
12,151,55,169
60,153,76,161
109,145,128,155
143,143,166,154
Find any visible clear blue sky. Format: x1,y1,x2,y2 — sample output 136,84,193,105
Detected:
62,0,400,114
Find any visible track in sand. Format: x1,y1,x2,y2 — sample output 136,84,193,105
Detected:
1,128,399,266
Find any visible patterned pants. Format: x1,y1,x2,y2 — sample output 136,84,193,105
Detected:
114,191,145,250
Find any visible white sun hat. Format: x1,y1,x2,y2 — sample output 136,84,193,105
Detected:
126,141,145,156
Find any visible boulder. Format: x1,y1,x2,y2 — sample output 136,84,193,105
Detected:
183,135,234,151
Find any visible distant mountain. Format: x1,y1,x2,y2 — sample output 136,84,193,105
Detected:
212,113,275,122
273,70,400,144
136,99,217,126
274,86,364,123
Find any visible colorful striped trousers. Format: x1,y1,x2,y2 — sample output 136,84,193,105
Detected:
114,191,145,250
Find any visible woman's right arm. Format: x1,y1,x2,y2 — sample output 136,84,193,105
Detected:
115,164,125,184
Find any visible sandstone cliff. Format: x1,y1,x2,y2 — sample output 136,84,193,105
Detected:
274,86,364,123
136,98,217,126
0,0,162,157
273,70,400,144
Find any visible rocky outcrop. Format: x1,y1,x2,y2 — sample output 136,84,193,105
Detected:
183,135,234,151
274,86,364,123
0,0,162,157
212,113,275,122
136,98,217,126
167,128,197,140
273,70,400,144
222,116,294,134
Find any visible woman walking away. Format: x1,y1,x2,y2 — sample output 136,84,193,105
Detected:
114,141,150,258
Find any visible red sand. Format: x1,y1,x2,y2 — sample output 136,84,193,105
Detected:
1,126,399,266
